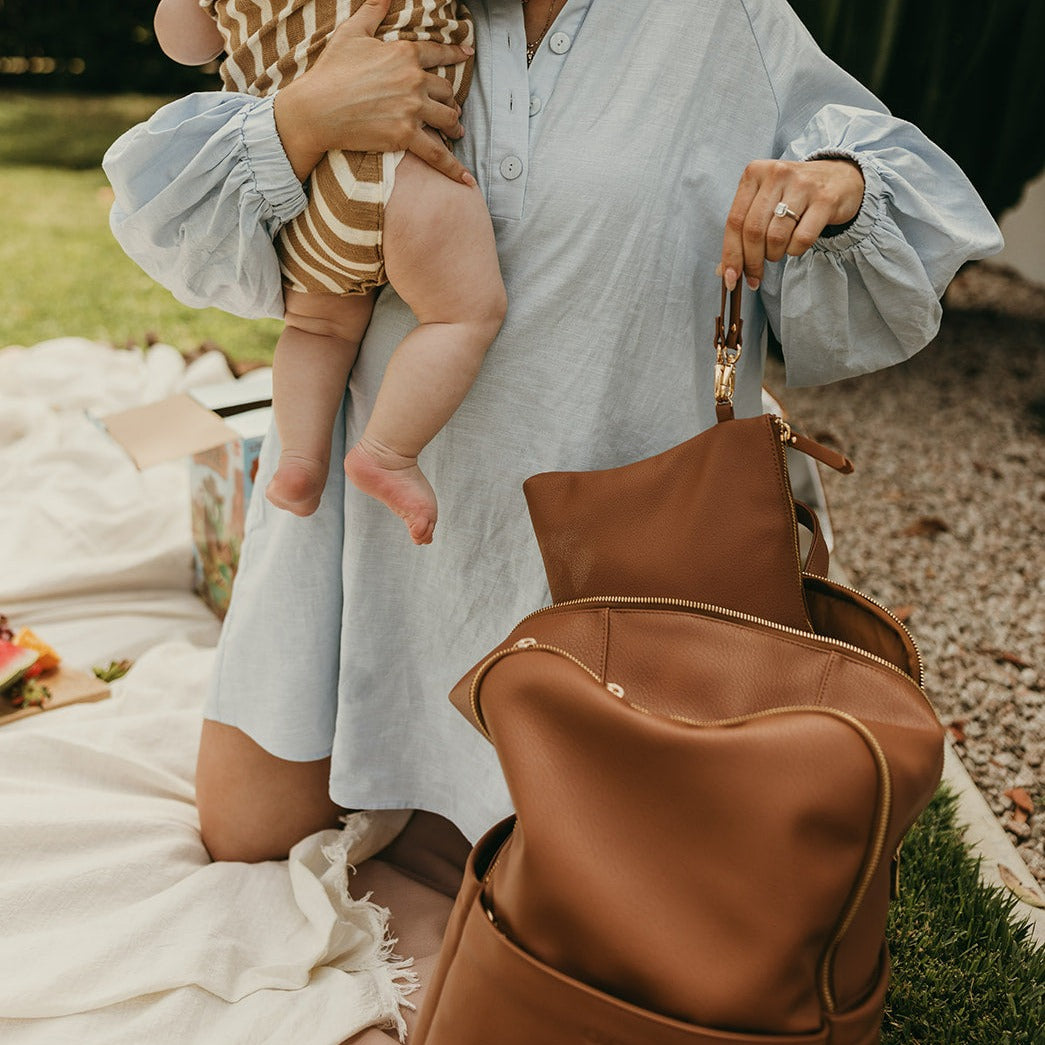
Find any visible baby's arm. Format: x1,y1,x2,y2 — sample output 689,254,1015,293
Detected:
154,0,224,66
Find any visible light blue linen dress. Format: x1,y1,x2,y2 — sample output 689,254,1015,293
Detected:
104,0,1001,843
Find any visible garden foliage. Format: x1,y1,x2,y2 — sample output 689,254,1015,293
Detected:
1,0,1043,214
791,0,1045,217
0,0,215,93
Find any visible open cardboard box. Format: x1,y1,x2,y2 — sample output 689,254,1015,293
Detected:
99,371,273,618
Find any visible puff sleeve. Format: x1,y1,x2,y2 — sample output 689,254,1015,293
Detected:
103,92,307,320
741,0,1003,386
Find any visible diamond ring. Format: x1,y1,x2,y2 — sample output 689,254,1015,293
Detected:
773,202,801,222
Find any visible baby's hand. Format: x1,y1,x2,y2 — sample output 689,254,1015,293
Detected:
154,0,224,67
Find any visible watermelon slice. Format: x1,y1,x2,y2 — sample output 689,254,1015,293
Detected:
0,638,39,694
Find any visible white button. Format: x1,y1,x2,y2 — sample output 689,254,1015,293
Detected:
499,155,523,180
548,31,571,54
529,95,542,116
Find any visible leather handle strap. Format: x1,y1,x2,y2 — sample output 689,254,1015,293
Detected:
715,280,743,355
794,501,830,578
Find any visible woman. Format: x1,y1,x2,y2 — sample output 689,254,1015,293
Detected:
105,0,1001,864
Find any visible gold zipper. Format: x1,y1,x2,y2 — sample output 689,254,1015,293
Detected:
471,643,891,1014
770,416,808,609
802,572,924,689
480,828,516,928
511,593,927,699
469,640,607,738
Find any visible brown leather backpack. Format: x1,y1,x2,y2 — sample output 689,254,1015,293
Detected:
413,285,944,1045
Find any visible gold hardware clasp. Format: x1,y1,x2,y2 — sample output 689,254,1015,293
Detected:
714,359,736,405
714,335,742,406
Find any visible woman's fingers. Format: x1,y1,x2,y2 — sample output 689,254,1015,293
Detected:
784,200,833,258
408,126,475,185
719,159,864,290
720,164,761,291
418,70,464,139
414,39,474,74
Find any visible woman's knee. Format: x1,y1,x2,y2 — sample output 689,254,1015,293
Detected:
196,719,345,863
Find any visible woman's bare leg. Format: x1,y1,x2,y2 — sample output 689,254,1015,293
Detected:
196,719,346,863
267,289,376,517
343,150,506,545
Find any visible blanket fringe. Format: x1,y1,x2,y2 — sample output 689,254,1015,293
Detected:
322,811,420,1042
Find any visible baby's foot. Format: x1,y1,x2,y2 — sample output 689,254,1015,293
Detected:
266,452,326,516
344,442,437,545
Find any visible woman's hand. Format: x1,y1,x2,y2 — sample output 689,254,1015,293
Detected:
273,0,475,184
718,159,865,291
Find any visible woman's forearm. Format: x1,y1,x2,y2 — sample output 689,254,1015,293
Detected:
272,82,328,183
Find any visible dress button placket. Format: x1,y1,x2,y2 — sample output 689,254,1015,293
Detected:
484,3,533,218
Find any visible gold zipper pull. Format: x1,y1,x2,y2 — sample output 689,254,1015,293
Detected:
774,416,854,474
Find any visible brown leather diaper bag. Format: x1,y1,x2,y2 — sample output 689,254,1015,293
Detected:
413,285,944,1045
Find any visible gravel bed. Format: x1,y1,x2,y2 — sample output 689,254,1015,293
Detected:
765,262,1045,884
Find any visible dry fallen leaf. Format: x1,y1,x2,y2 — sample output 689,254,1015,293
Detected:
997,864,1045,909
900,516,951,538
1004,787,1035,816
983,648,1033,670
946,719,967,744
812,431,842,448
892,605,915,624
972,460,1003,480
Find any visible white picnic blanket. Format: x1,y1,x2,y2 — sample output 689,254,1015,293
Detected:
0,339,415,1045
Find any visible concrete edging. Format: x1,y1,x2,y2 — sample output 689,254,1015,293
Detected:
824,553,1044,946
941,739,1045,945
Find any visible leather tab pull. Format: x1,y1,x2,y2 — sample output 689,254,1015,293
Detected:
784,428,855,474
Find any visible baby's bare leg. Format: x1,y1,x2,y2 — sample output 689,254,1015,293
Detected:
343,150,506,545
268,289,375,516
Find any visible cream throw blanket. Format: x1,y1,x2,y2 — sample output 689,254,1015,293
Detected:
0,339,414,1044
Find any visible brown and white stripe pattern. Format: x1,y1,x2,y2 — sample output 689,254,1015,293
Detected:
203,0,474,294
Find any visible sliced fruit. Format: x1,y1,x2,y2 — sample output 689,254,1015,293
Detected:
13,627,61,673
0,638,39,694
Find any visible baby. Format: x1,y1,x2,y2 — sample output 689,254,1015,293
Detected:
154,0,506,544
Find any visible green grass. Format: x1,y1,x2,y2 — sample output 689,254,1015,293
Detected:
0,92,177,170
883,789,1045,1043
0,91,281,363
